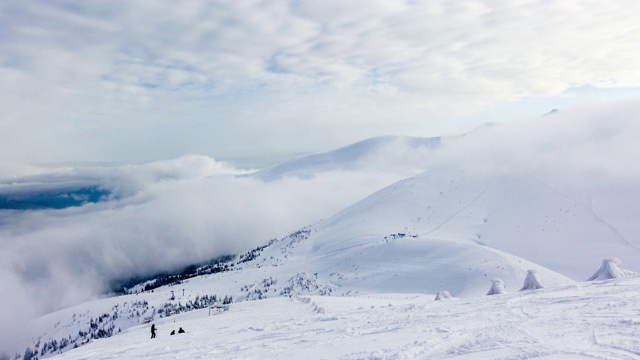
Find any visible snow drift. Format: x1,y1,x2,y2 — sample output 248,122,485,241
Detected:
587,257,637,281
487,279,507,295
520,269,544,291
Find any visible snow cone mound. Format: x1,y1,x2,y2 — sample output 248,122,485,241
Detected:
587,257,637,281
435,291,452,301
487,279,506,295
520,269,544,291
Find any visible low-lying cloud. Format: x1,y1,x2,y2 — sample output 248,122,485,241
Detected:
438,97,640,183
0,155,404,352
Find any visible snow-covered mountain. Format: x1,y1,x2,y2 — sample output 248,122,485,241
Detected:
252,135,442,181
23,162,637,358
5,102,640,359
311,166,640,281
21,223,639,359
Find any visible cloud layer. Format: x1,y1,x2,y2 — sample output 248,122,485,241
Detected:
2,0,640,163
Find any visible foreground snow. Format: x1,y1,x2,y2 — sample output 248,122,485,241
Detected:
54,276,640,360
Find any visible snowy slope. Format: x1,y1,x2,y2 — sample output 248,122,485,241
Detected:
251,126,640,282
51,276,640,360
21,138,640,357
308,166,640,280
23,209,575,358
9,102,640,358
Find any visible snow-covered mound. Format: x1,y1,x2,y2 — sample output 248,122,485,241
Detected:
487,278,507,295
587,257,637,281
296,231,571,297
219,193,575,298
252,135,441,181
434,290,451,300
520,269,545,291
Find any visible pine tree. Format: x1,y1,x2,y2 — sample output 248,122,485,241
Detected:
22,347,35,360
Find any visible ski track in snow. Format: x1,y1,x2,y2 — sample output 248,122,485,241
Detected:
50,276,640,360
422,177,494,237
526,174,640,254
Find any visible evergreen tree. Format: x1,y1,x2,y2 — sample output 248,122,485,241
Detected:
21,347,35,360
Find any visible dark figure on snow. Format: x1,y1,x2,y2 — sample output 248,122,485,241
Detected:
170,330,175,335
178,327,185,334
151,324,157,339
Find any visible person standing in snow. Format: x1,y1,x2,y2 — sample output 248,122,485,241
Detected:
151,324,157,339
178,327,185,334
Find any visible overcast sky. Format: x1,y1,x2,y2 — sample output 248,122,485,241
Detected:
2,0,640,165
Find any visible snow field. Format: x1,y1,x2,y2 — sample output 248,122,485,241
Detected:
53,276,640,359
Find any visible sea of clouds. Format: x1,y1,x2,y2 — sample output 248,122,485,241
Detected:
0,153,407,352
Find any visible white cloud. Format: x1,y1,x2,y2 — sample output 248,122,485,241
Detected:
0,156,404,333
1,0,640,163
